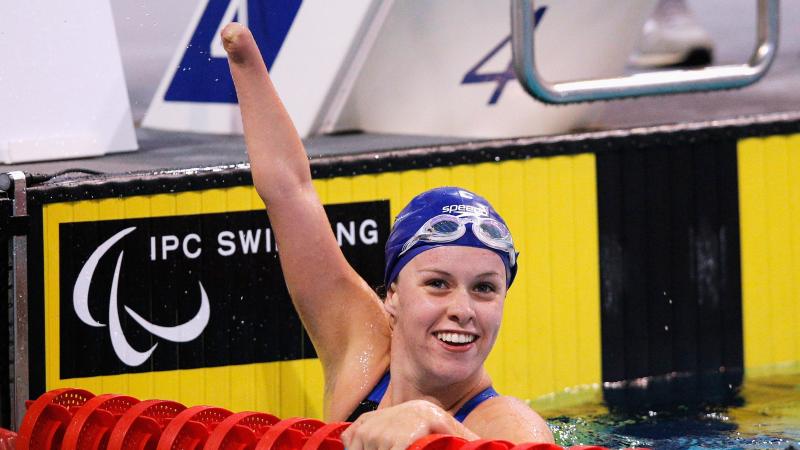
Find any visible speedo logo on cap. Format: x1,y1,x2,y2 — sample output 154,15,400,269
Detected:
442,204,489,216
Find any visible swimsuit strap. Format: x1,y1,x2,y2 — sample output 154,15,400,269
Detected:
453,386,499,423
345,372,390,423
346,371,500,423
367,371,391,403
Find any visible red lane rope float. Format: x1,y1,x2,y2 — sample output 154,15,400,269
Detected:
107,400,186,450
0,428,17,450
300,421,350,450
157,405,233,450
18,388,94,450
510,444,565,450
202,411,280,450
62,394,140,450
407,434,469,450
255,417,325,450
461,439,514,450
21,389,650,450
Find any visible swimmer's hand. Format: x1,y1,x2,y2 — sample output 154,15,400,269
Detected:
340,400,478,450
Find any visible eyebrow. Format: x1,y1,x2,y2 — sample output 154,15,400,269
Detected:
418,269,501,278
475,272,502,278
418,269,451,276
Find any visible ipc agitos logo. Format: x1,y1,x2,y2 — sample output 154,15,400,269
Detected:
73,227,210,367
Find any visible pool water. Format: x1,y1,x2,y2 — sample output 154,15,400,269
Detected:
537,372,800,449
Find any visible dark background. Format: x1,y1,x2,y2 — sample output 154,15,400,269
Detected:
58,200,389,378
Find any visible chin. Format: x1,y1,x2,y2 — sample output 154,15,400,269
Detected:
425,358,482,387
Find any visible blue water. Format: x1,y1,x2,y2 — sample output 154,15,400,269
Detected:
541,372,800,450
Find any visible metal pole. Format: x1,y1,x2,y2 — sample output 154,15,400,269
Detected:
8,172,28,430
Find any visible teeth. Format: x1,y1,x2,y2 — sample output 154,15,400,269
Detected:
436,332,476,344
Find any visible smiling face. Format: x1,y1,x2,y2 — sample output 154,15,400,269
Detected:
384,245,507,390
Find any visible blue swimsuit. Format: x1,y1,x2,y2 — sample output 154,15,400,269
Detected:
346,372,499,423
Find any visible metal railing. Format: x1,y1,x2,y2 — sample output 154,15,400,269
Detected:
511,0,780,103
0,172,28,430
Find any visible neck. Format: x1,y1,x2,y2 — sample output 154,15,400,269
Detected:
386,347,491,413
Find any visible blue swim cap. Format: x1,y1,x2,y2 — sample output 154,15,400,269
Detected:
384,187,518,289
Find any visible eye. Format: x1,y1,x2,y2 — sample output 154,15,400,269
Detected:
425,278,448,289
473,282,497,294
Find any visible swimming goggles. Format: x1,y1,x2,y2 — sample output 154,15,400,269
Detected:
399,214,516,267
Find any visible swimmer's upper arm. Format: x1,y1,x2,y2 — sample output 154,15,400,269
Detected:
463,396,554,444
224,24,390,378
268,189,390,367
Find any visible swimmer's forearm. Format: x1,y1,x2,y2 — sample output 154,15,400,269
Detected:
222,23,312,201
341,400,479,450
415,401,480,440
442,415,481,441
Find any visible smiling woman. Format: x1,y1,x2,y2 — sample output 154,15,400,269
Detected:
221,22,554,449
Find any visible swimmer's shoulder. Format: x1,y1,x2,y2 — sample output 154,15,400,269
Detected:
462,395,554,444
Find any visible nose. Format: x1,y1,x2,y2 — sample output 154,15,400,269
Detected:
446,288,475,325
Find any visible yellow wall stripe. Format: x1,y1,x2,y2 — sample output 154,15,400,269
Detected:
573,154,602,389
524,159,555,397
739,133,800,371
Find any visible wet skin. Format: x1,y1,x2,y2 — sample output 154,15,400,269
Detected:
221,22,554,448
385,246,506,400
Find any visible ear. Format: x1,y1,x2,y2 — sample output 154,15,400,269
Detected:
384,282,399,320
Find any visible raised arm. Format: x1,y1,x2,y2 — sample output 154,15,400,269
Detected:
222,24,390,391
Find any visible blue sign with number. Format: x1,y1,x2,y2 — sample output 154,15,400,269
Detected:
164,0,302,103
461,6,547,105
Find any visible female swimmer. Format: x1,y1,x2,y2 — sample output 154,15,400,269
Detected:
221,22,554,449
